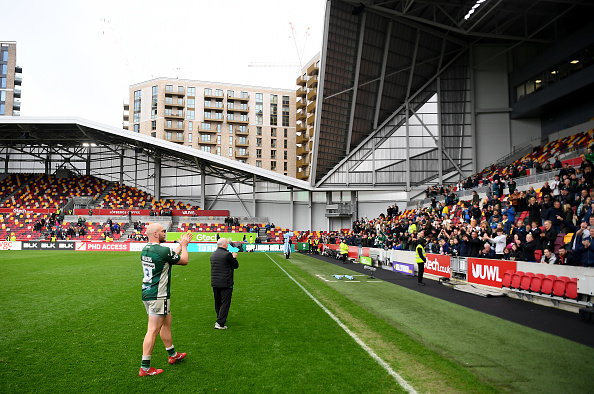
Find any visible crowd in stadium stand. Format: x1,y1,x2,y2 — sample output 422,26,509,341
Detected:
333,145,594,267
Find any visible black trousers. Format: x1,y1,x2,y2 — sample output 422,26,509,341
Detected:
213,287,233,326
417,263,424,283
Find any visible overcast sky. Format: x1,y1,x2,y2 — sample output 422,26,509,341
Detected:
3,0,326,127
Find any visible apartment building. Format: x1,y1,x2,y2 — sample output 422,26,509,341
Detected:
295,53,320,181
125,78,297,177
0,41,21,116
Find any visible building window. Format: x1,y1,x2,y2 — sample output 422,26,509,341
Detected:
177,121,183,128
217,135,221,144
188,87,196,96
241,103,248,110
201,146,211,153
240,114,248,122
238,125,247,133
228,90,234,98
204,100,211,108
0,50,7,62
270,94,278,125
229,125,233,134
256,138,262,147
166,120,172,128
271,161,277,171
257,127,262,136
271,150,277,159
178,86,184,93
188,121,193,131
284,162,288,171
133,113,140,123
177,132,183,141
151,132,156,138
187,98,195,108
217,146,221,155
0,91,5,101
256,149,262,158
134,124,139,133
166,85,173,92
271,128,277,137
166,132,172,140
215,100,223,108
205,112,212,119
283,140,288,149
201,134,212,142
227,113,234,121
284,151,288,160
282,95,290,127
241,91,248,99
229,147,233,157
271,139,277,148
201,122,211,130
229,136,233,145
187,110,195,120
238,148,247,156
256,115,263,125
284,128,288,138
228,101,234,109
215,112,223,120
188,133,192,142
217,124,221,132
256,160,262,168
216,89,223,97
165,108,172,116
134,89,141,122
151,120,156,130
205,88,212,96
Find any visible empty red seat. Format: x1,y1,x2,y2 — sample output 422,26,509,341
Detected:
520,272,534,291
541,275,557,295
530,273,546,292
553,276,570,297
534,250,543,262
566,278,578,299
511,271,524,289
502,270,514,288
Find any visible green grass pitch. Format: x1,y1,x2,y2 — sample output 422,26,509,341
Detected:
0,250,592,393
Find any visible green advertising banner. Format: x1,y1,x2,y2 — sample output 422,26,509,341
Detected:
167,232,255,243
297,242,309,251
360,256,372,266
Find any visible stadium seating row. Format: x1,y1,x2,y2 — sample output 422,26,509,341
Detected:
502,270,578,299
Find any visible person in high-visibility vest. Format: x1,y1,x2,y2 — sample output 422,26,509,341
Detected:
415,238,427,286
339,239,349,264
10,234,16,242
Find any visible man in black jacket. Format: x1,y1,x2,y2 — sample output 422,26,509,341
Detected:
466,231,483,257
210,238,239,330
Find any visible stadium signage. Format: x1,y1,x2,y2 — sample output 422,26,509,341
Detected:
40,242,56,249
245,244,295,253
424,254,451,278
392,262,415,276
58,242,75,249
467,258,517,287
22,241,41,250
75,242,131,251
167,232,247,243
0,241,21,250
360,256,372,266
73,209,230,217
0,208,55,214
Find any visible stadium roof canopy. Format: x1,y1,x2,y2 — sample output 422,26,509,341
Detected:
311,0,594,189
0,117,314,202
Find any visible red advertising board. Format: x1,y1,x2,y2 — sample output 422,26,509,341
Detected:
0,208,55,214
425,253,451,278
170,209,229,217
467,258,517,287
75,242,131,251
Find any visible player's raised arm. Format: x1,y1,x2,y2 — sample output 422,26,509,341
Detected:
176,233,192,266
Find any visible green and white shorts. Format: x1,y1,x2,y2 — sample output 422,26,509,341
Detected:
143,298,171,316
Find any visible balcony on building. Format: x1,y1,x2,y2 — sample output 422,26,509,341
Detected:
164,110,184,119
14,74,22,85
307,63,319,76
205,114,224,123
306,75,318,89
15,65,22,74
13,99,21,110
13,86,21,98
205,91,225,100
307,101,316,113
166,136,185,144
296,144,309,157
228,105,249,113
12,110,20,116
235,137,249,147
296,156,310,168
296,130,309,144
306,113,315,126
296,168,309,180
296,123,306,133
235,127,249,135
296,75,307,86
165,98,185,108
307,88,317,101
296,109,306,122
123,115,129,122
227,116,249,124
296,98,306,110
235,150,249,159
228,92,249,101
165,86,185,96
198,124,217,133
198,138,217,145
164,122,184,131
296,86,307,98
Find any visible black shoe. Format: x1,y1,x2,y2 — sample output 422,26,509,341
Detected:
418,282,426,286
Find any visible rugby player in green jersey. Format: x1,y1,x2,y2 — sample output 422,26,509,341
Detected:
139,223,192,377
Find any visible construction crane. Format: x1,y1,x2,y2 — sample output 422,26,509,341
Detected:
247,22,310,70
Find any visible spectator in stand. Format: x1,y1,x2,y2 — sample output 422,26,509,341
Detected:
526,186,537,201
560,204,575,234
509,243,521,261
438,237,450,255
540,195,554,225
472,191,480,205
553,157,562,169
502,202,516,224
478,243,495,259
470,202,482,221
527,196,541,225
540,220,557,252
487,228,507,259
557,245,579,266
507,177,517,194
544,200,563,232
540,181,552,198
580,235,594,267
551,174,561,198
540,248,557,264
520,233,537,262
467,231,483,257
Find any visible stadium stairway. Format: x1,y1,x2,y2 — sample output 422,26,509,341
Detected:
93,182,115,206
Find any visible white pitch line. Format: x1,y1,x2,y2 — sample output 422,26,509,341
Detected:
266,254,416,393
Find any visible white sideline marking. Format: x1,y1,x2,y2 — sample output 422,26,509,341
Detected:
266,254,416,393
315,274,337,283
